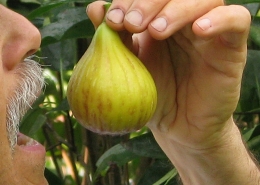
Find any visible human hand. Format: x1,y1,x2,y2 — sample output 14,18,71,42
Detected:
87,2,258,184
87,0,251,150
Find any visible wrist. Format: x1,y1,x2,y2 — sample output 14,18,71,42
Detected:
152,121,260,185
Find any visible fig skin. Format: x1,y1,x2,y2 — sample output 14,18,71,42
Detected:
67,21,157,135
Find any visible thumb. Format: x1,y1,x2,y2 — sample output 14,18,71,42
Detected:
86,1,106,29
192,5,251,49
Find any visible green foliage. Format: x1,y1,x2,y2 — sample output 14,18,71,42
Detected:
4,0,260,184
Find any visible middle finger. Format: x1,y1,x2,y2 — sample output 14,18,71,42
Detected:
106,0,169,33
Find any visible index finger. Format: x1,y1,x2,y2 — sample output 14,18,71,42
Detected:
105,0,169,32
148,0,224,40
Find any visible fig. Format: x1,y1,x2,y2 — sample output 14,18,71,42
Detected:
67,4,157,135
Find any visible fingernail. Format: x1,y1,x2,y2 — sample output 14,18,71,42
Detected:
196,18,211,31
126,10,143,26
107,8,124,24
151,17,167,32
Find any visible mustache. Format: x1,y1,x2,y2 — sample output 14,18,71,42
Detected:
6,58,45,150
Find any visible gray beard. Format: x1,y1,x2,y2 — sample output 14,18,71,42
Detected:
6,58,45,150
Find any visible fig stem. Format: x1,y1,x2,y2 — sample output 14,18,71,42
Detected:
104,2,112,18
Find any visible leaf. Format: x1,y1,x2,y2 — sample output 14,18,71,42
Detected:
53,98,70,111
6,0,40,16
243,124,260,141
244,3,260,15
226,0,260,4
122,132,167,159
44,168,64,185
137,159,176,185
248,135,260,152
94,132,168,180
95,144,139,179
0,0,6,5
153,168,178,185
41,39,77,71
243,127,257,141
238,50,260,112
21,0,40,4
20,108,47,136
62,19,95,40
27,2,65,20
40,7,94,46
250,25,260,47
19,95,46,136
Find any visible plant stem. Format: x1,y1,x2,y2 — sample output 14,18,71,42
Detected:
42,124,63,179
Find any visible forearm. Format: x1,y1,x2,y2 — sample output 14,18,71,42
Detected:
152,123,260,185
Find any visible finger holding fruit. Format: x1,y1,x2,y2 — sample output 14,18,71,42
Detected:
67,3,157,134
86,0,250,145
85,2,258,184
104,0,224,39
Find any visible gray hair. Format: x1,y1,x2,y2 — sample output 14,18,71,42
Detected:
6,58,45,150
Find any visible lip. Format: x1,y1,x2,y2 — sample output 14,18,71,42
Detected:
17,132,46,154
12,132,47,184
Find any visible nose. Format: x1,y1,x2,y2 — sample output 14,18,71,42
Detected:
0,5,41,70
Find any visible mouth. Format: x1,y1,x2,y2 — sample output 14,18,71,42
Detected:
17,132,45,152
12,133,47,185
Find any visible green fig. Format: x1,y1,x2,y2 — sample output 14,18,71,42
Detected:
67,5,157,135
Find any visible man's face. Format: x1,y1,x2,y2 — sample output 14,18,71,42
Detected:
0,5,47,185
